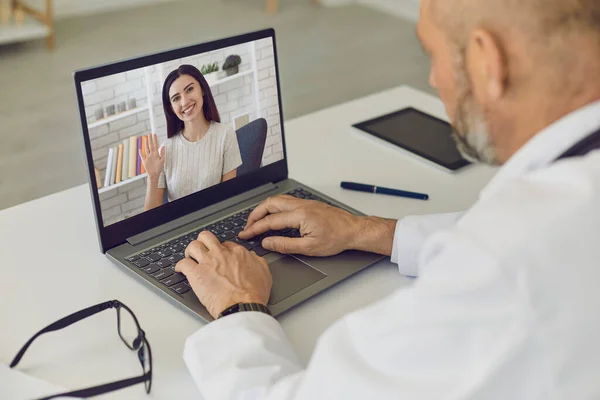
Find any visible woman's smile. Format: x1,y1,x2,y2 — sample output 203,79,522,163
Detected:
182,103,196,117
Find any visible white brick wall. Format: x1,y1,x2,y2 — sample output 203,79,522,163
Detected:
83,39,284,226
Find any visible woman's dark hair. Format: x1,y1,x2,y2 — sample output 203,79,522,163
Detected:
162,64,220,138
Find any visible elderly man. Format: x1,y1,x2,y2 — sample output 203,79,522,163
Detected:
176,0,600,398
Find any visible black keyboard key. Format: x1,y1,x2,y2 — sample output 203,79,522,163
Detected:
263,231,280,238
253,246,270,257
157,249,172,258
232,226,244,235
209,227,223,235
232,236,246,244
231,219,244,227
287,229,301,238
171,282,190,294
162,273,186,287
171,243,185,252
146,253,161,262
222,222,234,230
241,242,254,250
139,251,150,257
218,231,235,242
156,259,172,268
248,239,261,247
153,268,173,280
142,263,161,274
254,233,268,242
183,280,191,287
126,255,140,262
133,258,150,268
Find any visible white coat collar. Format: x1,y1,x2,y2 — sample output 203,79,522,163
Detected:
480,100,600,200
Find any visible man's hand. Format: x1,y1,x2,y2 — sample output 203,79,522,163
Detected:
239,195,364,257
175,231,272,319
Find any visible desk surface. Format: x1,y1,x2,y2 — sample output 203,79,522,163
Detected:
0,86,497,399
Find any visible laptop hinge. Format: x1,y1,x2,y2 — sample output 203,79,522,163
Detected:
126,182,279,247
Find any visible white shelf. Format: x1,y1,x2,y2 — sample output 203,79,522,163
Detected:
98,173,147,194
0,17,49,45
205,69,254,87
88,105,149,129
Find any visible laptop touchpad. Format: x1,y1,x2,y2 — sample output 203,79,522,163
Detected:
268,255,326,305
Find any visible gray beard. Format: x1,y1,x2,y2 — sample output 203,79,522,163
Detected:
451,104,498,165
450,52,500,165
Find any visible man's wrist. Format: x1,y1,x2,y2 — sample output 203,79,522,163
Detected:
350,216,397,256
217,302,272,319
214,295,267,318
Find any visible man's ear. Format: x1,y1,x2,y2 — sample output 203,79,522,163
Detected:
466,28,508,102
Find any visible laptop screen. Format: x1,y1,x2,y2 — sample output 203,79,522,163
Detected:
79,37,283,227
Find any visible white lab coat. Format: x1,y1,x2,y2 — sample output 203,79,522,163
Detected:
183,101,600,400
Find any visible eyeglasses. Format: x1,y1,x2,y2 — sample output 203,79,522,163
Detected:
10,300,152,399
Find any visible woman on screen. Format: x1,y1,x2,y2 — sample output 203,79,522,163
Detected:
141,64,242,211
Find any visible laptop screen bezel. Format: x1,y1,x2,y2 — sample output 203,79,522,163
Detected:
74,28,288,253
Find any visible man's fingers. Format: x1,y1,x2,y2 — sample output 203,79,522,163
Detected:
175,257,197,274
221,241,240,250
244,195,298,231
185,240,209,262
196,230,222,251
239,212,300,239
262,236,308,255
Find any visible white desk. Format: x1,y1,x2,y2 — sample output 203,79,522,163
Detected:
0,86,496,399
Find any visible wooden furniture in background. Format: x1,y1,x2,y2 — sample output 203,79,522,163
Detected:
0,0,54,49
266,0,320,14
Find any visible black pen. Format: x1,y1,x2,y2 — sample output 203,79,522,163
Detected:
341,181,429,201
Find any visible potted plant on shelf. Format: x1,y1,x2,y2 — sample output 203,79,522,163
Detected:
222,55,242,76
200,62,220,83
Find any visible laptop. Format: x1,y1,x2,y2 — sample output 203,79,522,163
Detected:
74,28,384,322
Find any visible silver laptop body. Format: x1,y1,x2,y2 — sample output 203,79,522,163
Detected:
74,28,384,322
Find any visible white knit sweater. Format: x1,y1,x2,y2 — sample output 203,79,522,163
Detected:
157,121,242,202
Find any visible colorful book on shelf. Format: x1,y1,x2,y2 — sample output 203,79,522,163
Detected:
115,144,124,183
110,146,118,186
121,138,129,183
128,136,137,178
140,135,148,174
95,167,102,189
104,148,114,188
136,136,142,176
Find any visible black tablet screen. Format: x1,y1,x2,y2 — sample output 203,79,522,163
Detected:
353,108,470,171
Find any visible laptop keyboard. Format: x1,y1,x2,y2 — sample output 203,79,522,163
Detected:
125,188,333,295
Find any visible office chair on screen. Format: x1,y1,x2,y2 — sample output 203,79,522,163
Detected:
235,117,268,176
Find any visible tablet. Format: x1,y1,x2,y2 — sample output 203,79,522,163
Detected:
353,107,471,171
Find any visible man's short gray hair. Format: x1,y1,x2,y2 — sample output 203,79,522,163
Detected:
432,0,600,94
433,0,600,47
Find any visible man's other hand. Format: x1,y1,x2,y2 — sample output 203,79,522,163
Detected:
176,231,272,319
239,195,362,257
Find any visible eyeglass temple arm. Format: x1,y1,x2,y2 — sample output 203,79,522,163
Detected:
35,371,152,400
10,300,116,368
